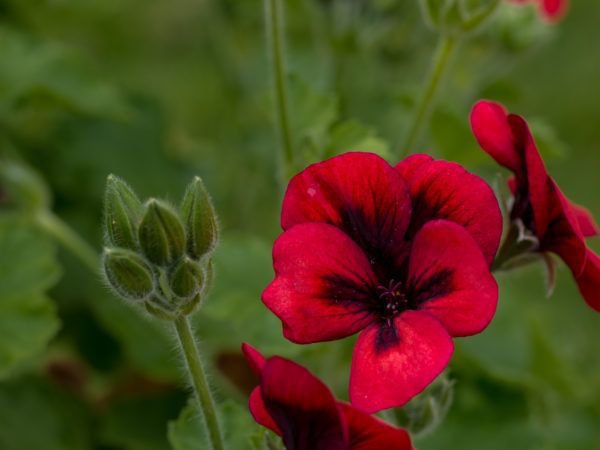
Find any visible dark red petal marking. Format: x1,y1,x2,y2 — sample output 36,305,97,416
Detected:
471,101,522,173
349,311,453,413
575,250,600,312
408,220,498,337
261,357,348,450
262,223,378,344
395,156,502,265
249,387,282,435
339,403,413,450
281,152,412,268
242,343,266,377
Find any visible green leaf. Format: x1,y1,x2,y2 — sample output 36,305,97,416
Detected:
100,390,186,450
324,119,391,159
0,216,61,378
0,377,92,450
168,399,260,450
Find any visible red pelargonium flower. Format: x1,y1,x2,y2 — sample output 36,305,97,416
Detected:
262,152,501,412
471,100,600,312
510,0,569,22
242,343,413,450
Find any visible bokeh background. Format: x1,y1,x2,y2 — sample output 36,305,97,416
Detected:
0,0,599,449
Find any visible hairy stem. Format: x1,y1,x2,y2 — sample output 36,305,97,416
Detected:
265,0,295,182
36,211,99,272
174,315,226,450
400,34,458,156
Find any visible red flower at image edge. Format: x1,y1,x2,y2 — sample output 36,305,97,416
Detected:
471,100,600,312
511,0,569,21
242,343,413,450
262,152,502,413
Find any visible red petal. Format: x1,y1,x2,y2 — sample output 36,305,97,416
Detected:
541,0,569,21
261,357,348,450
262,223,378,344
249,387,282,435
339,403,413,450
470,101,522,173
349,311,453,413
242,343,266,377
281,152,412,265
575,250,600,312
569,202,600,238
408,220,498,336
395,155,502,265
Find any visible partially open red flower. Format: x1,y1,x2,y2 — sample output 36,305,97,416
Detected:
242,343,413,450
510,0,569,22
263,152,501,412
471,100,600,312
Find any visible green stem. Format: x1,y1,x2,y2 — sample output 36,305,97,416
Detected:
400,34,458,156
265,0,295,181
36,210,99,272
174,315,226,450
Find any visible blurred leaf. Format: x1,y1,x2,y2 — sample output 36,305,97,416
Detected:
197,235,297,357
168,399,260,450
100,390,185,450
0,216,60,378
0,377,92,450
88,290,180,381
324,119,391,159
0,27,130,120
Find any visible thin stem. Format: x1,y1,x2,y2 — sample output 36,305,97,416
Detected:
36,210,99,272
265,0,295,181
174,315,226,450
400,34,458,157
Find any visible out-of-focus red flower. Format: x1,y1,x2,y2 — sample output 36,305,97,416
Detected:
242,343,413,450
510,0,569,22
471,100,600,312
262,152,501,412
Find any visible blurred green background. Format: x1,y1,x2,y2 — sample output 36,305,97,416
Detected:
0,0,599,449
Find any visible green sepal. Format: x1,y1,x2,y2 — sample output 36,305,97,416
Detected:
104,174,144,250
103,248,156,301
180,177,219,260
144,297,177,321
138,199,186,266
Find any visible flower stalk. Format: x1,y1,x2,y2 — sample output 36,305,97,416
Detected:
174,315,226,450
400,34,458,156
264,0,295,183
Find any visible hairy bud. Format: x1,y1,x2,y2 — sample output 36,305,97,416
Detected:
138,199,186,266
181,177,218,260
170,257,204,300
104,175,143,249
103,248,155,301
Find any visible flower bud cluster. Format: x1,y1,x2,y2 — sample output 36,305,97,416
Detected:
419,0,501,34
102,175,218,319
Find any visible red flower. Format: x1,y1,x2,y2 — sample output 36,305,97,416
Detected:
471,100,600,312
242,343,414,450
510,0,569,22
263,152,501,412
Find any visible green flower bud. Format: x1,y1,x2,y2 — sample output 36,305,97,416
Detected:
170,257,204,299
103,248,155,301
145,297,177,321
180,177,218,260
138,199,186,266
104,175,143,250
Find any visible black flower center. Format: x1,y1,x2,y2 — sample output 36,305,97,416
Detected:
376,279,413,324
